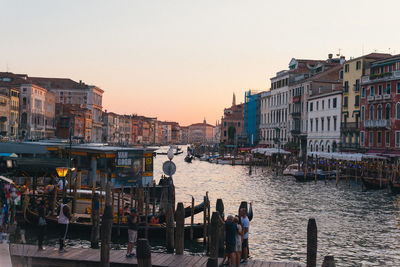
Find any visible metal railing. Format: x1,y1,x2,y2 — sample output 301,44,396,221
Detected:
364,119,391,128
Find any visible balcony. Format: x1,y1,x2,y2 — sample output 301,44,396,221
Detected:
339,142,360,150
341,122,360,131
364,119,391,129
384,94,391,100
375,95,382,100
353,84,360,92
368,96,375,101
290,112,301,117
362,70,400,84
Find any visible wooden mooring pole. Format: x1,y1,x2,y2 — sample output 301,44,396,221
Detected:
166,202,174,253
90,192,100,248
100,175,113,267
203,195,208,247
175,202,185,255
190,196,194,240
206,212,219,267
307,218,317,267
117,189,121,237
137,238,152,267
322,255,336,267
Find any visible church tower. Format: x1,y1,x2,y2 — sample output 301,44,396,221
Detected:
232,93,236,106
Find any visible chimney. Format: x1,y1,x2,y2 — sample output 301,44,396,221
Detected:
79,80,82,84
328,53,333,59
340,56,346,65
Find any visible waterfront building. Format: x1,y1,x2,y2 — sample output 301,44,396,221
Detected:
119,115,132,145
180,126,189,144
220,94,244,144
0,86,10,137
340,53,391,151
288,56,343,154
306,66,343,152
188,119,215,144
55,103,92,141
262,58,326,149
214,121,221,144
360,54,400,153
44,91,56,138
243,90,262,146
30,77,104,142
259,91,271,145
102,111,120,144
9,87,20,139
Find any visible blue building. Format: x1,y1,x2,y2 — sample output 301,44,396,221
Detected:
243,90,261,147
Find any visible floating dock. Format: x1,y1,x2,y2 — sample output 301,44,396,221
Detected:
9,244,299,267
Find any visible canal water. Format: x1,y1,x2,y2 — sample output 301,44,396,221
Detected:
24,148,400,266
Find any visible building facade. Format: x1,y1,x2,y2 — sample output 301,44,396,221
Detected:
188,120,215,144
243,90,261,146
360,54,400,152
220,102,244,144
340,53,391,151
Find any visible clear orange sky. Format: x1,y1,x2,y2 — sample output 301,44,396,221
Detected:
1,1,400,126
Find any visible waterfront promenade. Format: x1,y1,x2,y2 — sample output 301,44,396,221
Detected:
9,244,299,267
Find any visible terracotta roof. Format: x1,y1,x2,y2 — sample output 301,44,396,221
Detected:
0,72,31,87
188,123,215,128
29,77,89,90
306,65,342,83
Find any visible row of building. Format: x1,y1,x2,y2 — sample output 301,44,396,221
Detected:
0,72,216,145
219,52,400,155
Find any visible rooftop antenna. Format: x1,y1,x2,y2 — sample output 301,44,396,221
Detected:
336,48,341,57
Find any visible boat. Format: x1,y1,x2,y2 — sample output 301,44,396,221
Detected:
362,177,388,190
389,180,400,194
199,155,210,161
283,164,300,176
294,170,337,182
217,158,231,165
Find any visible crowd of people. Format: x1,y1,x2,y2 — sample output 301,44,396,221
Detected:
221,207,250,267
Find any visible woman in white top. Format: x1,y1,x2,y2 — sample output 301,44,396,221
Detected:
234,216,243,267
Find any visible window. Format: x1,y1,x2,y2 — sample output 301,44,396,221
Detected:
310,119,313,132
339,70,343,80
344,97,348,108
355,95,360,107
386,131,390,147
386,83,391,94
397,103,400,120
333,116,337,131
355,79,360,91
321,118,324,131
356,61,361,70
316,119,319,132
370,106,374,120
345,64,349,72
328,99,331,108
360,131,365,146
362,87,366,98
397,82,400,94
386,104,391,120
316,101,319,111
370,86,375,96
322,100,324,110
310,102,313,112
377,105,382,120
361,106,365,120
396,132,400,147
377,132,382,146
378,85,382,95
333,98,337,108
327,117,331,131
224,131,227,137
238,122,240,127
369,132,373,146
344,81,349,92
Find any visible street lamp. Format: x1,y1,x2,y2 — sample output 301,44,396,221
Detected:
167,147,174,161
56,167,69,199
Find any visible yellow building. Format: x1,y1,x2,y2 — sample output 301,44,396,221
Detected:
341,53,391,151
9,87,19,139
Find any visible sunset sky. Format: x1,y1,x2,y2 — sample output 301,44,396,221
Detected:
1,0,400,126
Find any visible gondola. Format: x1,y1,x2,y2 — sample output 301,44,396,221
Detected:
293,170,337,182
361,177,388,190
389,180,400,194
184,155,193,163
21,206,204,240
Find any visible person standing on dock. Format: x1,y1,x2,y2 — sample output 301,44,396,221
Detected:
126,208,139,258
58,199,71,252
234,216,243,267
240,208,250,264
37,199,46,250
220,214,237,266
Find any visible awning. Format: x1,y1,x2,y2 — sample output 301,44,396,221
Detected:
0,153,18,158
251,148,291,156
0,176,14,184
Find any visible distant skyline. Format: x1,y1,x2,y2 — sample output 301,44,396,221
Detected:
1,0,400,126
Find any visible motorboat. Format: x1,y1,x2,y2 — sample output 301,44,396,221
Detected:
283,164,299,176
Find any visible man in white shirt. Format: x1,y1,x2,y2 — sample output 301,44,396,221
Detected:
240,208,250,264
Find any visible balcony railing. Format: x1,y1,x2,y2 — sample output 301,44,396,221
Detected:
290,112,301,117
341,122,360,130
384,94,391,100
362,70,400,84
364,119,391,129
368,96,375,101
339,142,360,150
375,95,382,100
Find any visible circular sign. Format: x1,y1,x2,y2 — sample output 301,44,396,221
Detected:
162,161,176,176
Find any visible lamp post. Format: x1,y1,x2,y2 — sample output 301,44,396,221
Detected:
56,167,69,200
